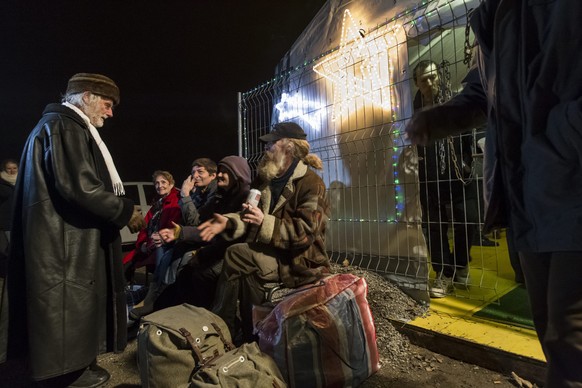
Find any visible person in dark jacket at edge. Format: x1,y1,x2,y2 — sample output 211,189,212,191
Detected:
158,155,252,310
0,159,18,269
405,1,582,386
0,158,18,376
197,122,331,344
0,73,145,387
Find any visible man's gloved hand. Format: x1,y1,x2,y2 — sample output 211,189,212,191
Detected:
127,206,146,233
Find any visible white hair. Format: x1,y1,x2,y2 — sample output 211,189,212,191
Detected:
62,91,99,108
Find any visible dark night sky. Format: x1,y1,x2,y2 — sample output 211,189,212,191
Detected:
0,0,326,181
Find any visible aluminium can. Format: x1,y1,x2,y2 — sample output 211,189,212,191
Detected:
246,189,261,208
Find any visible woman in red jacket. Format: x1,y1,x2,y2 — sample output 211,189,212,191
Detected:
123,170,182,284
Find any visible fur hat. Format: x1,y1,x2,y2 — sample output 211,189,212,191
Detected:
66,73,120,105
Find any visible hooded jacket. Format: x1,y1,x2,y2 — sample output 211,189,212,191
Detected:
178,155,251,263
180,156,251,230
2,103,134,379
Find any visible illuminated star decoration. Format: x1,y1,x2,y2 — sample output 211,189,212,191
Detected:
314,9,405,221
275,92,326,132
313,9,401,121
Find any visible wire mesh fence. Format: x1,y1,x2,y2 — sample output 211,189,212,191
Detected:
238,0,517,301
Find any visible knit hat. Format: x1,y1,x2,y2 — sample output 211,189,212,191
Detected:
259,122,307,142
66,73,120,105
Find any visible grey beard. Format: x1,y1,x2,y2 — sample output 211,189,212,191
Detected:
258,152,287,181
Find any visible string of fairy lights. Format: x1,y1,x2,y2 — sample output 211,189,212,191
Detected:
241,0,447,97
240,0,472,224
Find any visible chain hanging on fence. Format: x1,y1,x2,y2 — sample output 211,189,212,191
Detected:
463,9,476,68
436,60,474,186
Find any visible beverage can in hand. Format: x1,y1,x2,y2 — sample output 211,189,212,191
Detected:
246,189,261,208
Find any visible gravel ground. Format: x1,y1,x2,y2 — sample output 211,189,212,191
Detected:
1,265,536,387
332,265,531,387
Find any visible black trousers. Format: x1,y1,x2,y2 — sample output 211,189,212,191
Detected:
520,252,582,387
175,259,223,310
419,179,478,277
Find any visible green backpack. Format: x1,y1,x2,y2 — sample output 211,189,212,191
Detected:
190,342,287,388
137,304,235,388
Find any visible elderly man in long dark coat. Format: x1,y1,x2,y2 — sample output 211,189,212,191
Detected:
0,73,144,387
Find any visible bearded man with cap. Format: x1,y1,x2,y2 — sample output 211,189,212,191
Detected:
0,73,145,387
198,122,331,343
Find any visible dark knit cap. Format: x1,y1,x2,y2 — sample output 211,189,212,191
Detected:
259,122,306,142
66,73,120,105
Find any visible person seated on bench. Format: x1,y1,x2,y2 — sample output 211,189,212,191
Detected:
123,170,182,319
158,155,252,309
123,170,182,279
198,122,331,343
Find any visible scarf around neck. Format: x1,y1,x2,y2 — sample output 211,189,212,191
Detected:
0,171,16,185
63,102,125,196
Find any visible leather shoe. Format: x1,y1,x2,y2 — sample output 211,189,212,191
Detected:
68,364,110,388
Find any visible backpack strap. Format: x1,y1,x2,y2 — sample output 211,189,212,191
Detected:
178,327,205,365
211,322,235,351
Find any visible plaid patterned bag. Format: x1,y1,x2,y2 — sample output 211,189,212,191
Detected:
256,273,380,387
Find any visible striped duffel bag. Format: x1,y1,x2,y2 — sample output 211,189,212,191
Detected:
255,273,380,387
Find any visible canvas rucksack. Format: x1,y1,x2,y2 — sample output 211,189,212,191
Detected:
190,342,287,388
137,303,235,388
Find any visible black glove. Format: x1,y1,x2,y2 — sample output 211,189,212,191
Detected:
127,206,146,233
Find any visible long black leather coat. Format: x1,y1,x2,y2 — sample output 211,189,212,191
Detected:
3,103,134,380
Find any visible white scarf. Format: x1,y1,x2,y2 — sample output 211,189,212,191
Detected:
0,171,16,185
63,102,125,196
